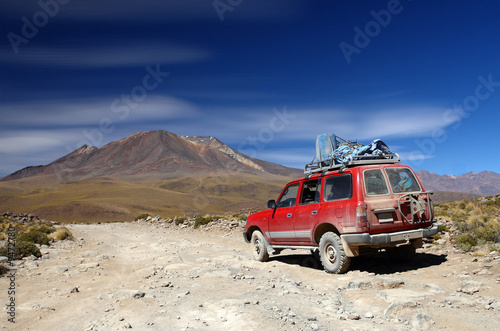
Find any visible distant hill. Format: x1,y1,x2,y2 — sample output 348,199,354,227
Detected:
430,191,480,204
0,130,302,222
1,130,302,183
417,170,500,197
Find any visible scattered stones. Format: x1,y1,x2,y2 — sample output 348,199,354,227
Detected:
70,287,79,293
347,280,372,290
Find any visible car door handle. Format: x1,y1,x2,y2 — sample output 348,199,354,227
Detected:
312,210,318,215
287,213,293,217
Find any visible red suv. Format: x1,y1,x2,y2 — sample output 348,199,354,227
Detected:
243,158,438,274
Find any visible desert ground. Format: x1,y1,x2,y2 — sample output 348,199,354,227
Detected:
2,220,500,331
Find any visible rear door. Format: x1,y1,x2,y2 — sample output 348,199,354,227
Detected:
363,167,405,233
267,182,300,243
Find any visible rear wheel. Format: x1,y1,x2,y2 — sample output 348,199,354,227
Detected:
251,231,269,262
319,232,350,274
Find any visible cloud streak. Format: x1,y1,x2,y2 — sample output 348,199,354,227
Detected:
0,43,211,68
0,96,199,127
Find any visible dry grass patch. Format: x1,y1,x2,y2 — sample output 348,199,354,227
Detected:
51,227,73,241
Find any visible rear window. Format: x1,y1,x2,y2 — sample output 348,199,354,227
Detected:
324,174,352,201
364,169,389,196
385,168,421,193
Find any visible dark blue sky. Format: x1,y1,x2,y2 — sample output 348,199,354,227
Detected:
1,0,499,177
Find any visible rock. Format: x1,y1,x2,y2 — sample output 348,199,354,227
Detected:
365,312,374,319
0,256,8,263
348,314,361,320
384,300,419,315
378,289,427,303
459,281,481,295
112,290,146,299
412,312,434,330
372,277,405,289
347,280,372,290
71,287,79,293
425,284,445,294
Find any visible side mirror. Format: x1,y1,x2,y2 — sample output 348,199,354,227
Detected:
267,199,276,209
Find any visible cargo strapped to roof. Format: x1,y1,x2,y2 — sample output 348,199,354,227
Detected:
304,153,401,175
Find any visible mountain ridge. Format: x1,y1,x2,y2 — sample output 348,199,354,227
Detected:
1,130,302,182
416,169,500,197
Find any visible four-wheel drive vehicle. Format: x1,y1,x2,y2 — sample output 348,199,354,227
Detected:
243,161,438,274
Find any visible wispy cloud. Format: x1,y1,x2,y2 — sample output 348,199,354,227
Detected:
0,96,199,127
0,43,211,68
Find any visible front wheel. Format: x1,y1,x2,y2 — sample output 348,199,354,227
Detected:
319,232,350,274
251,231,269,262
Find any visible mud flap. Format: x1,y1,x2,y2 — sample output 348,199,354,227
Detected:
341,236,359,257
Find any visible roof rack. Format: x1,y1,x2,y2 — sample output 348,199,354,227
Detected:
304,153,400,175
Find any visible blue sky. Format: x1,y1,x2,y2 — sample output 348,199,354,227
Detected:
1,0,499,178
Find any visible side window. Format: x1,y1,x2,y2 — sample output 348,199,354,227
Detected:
386,168,421,193
300,179,321,205
364,169,389,196
276,183,299,208
324,174,352,201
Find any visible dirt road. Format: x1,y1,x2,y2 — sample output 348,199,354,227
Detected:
2,222,500,330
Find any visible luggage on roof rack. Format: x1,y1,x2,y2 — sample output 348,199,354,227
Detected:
305,133,400,175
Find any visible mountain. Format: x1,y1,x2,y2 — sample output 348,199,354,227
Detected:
1,130,302,182
417,170,500,197
0,130,302,222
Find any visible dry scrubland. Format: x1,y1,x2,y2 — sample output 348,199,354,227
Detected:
0,173,291,223
0,196,500,331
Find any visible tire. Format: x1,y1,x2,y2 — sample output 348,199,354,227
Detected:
319,232,350,274
251,231,269,262
387,245,416,261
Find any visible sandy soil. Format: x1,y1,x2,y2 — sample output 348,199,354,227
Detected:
2,222,500,331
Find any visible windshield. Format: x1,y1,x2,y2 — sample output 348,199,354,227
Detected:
385,168,421,193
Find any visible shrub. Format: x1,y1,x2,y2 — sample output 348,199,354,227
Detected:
438,224,450,232
0,263,8,276
17,230,50,246
36,224,55,234
0,241,41,259
134,214,150,222
52,227,73,241
194,216,214,229
174,217,186,226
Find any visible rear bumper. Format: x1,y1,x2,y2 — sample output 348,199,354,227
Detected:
341,224,439,246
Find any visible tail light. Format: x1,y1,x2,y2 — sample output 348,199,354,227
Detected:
356,205,368,228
